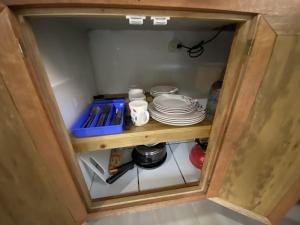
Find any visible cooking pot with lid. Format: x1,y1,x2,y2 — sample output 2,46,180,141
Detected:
106,143,167,184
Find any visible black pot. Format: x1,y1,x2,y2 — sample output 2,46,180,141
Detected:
106,143,167,184
134,143,167,168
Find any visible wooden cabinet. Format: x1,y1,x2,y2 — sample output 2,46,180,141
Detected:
0,2,299,225
0,6,87,225
208,32,300,224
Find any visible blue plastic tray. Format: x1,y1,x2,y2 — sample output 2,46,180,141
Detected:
71,99,125,138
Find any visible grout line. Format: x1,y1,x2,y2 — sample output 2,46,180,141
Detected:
90,173,96,191
168,143,187,184
137,166,140,192
89,172,96,196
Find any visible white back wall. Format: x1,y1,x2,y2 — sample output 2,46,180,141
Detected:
88,30,233,98
30,19,97,130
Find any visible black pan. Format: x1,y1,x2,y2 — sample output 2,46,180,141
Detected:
106,143,167,184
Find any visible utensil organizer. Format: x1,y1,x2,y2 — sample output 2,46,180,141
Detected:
71,99,125,137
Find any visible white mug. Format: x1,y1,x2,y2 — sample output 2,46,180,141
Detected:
128,88,146,102
129,100,149,126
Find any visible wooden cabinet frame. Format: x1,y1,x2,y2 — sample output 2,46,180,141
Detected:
1,3,299,225
14,7,255,212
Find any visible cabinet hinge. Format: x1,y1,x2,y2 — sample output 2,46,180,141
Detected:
18,41,25,57
246,38,255,56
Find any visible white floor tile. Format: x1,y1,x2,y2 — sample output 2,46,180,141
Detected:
83,148,139,199
138,146,185,191
77,155,94,190
169,141,201,183
90,167,138,199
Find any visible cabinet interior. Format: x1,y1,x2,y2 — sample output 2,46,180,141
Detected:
27,14,238,203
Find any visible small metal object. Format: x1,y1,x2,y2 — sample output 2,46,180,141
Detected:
96,105,111,127
111,109,122,125
82,106,100,128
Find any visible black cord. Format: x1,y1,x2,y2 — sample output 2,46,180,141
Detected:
177,25,226,58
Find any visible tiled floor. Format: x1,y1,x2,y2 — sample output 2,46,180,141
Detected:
87,200,300,225
79,141,201,199
79,141,300,225
138,145,184,191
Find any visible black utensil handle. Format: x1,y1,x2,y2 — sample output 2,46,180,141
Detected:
82,116,93,128
102,113,109,126
86,115,95,127
96,113,105,126
106,161,135,184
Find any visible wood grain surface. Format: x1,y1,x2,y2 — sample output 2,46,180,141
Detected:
88,192,206,220
3,0,300,34
1,0,299,16
0,3,4,12
18,14,92,208
212,34,300,223
199,17,255,192
0,7,86,224
1,0,299,222
208,16,276,197
72,119,211,152
90,185,205,212
0,74,74,225
15,7,251,22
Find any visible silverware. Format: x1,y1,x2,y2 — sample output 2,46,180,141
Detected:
82,106,100,128
96,105,111,127
111,109,122,125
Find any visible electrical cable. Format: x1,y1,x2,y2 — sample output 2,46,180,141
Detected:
177,25,227,58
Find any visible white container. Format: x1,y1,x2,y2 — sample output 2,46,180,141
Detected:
128,88,146,101
129,100,149,126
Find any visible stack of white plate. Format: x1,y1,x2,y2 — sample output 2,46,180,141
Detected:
150,85,178,97
149,94,206,126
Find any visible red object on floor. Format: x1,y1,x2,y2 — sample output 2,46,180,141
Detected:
189,144,205,169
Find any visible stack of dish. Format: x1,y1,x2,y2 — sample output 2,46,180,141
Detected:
149,94,206,126
150,85,178,97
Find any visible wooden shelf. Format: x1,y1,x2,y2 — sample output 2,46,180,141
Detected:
71,119,212,153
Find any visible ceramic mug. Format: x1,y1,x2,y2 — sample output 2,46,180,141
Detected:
128,88,146,101
129,100,149,126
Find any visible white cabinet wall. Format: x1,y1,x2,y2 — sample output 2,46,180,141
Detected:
30,17,234,130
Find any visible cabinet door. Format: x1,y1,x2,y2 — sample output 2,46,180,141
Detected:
207,16,300,224
0,5,86,225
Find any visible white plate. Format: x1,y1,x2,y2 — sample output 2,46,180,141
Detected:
151,92,176,97
153,94,195,110
149,103,205,120
150,111,204,122
154,106,196,114
149,103,204,117
154,103,194,110
150,86,178,94
151,116,205,124
151,114,205,123
151,114,204,126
